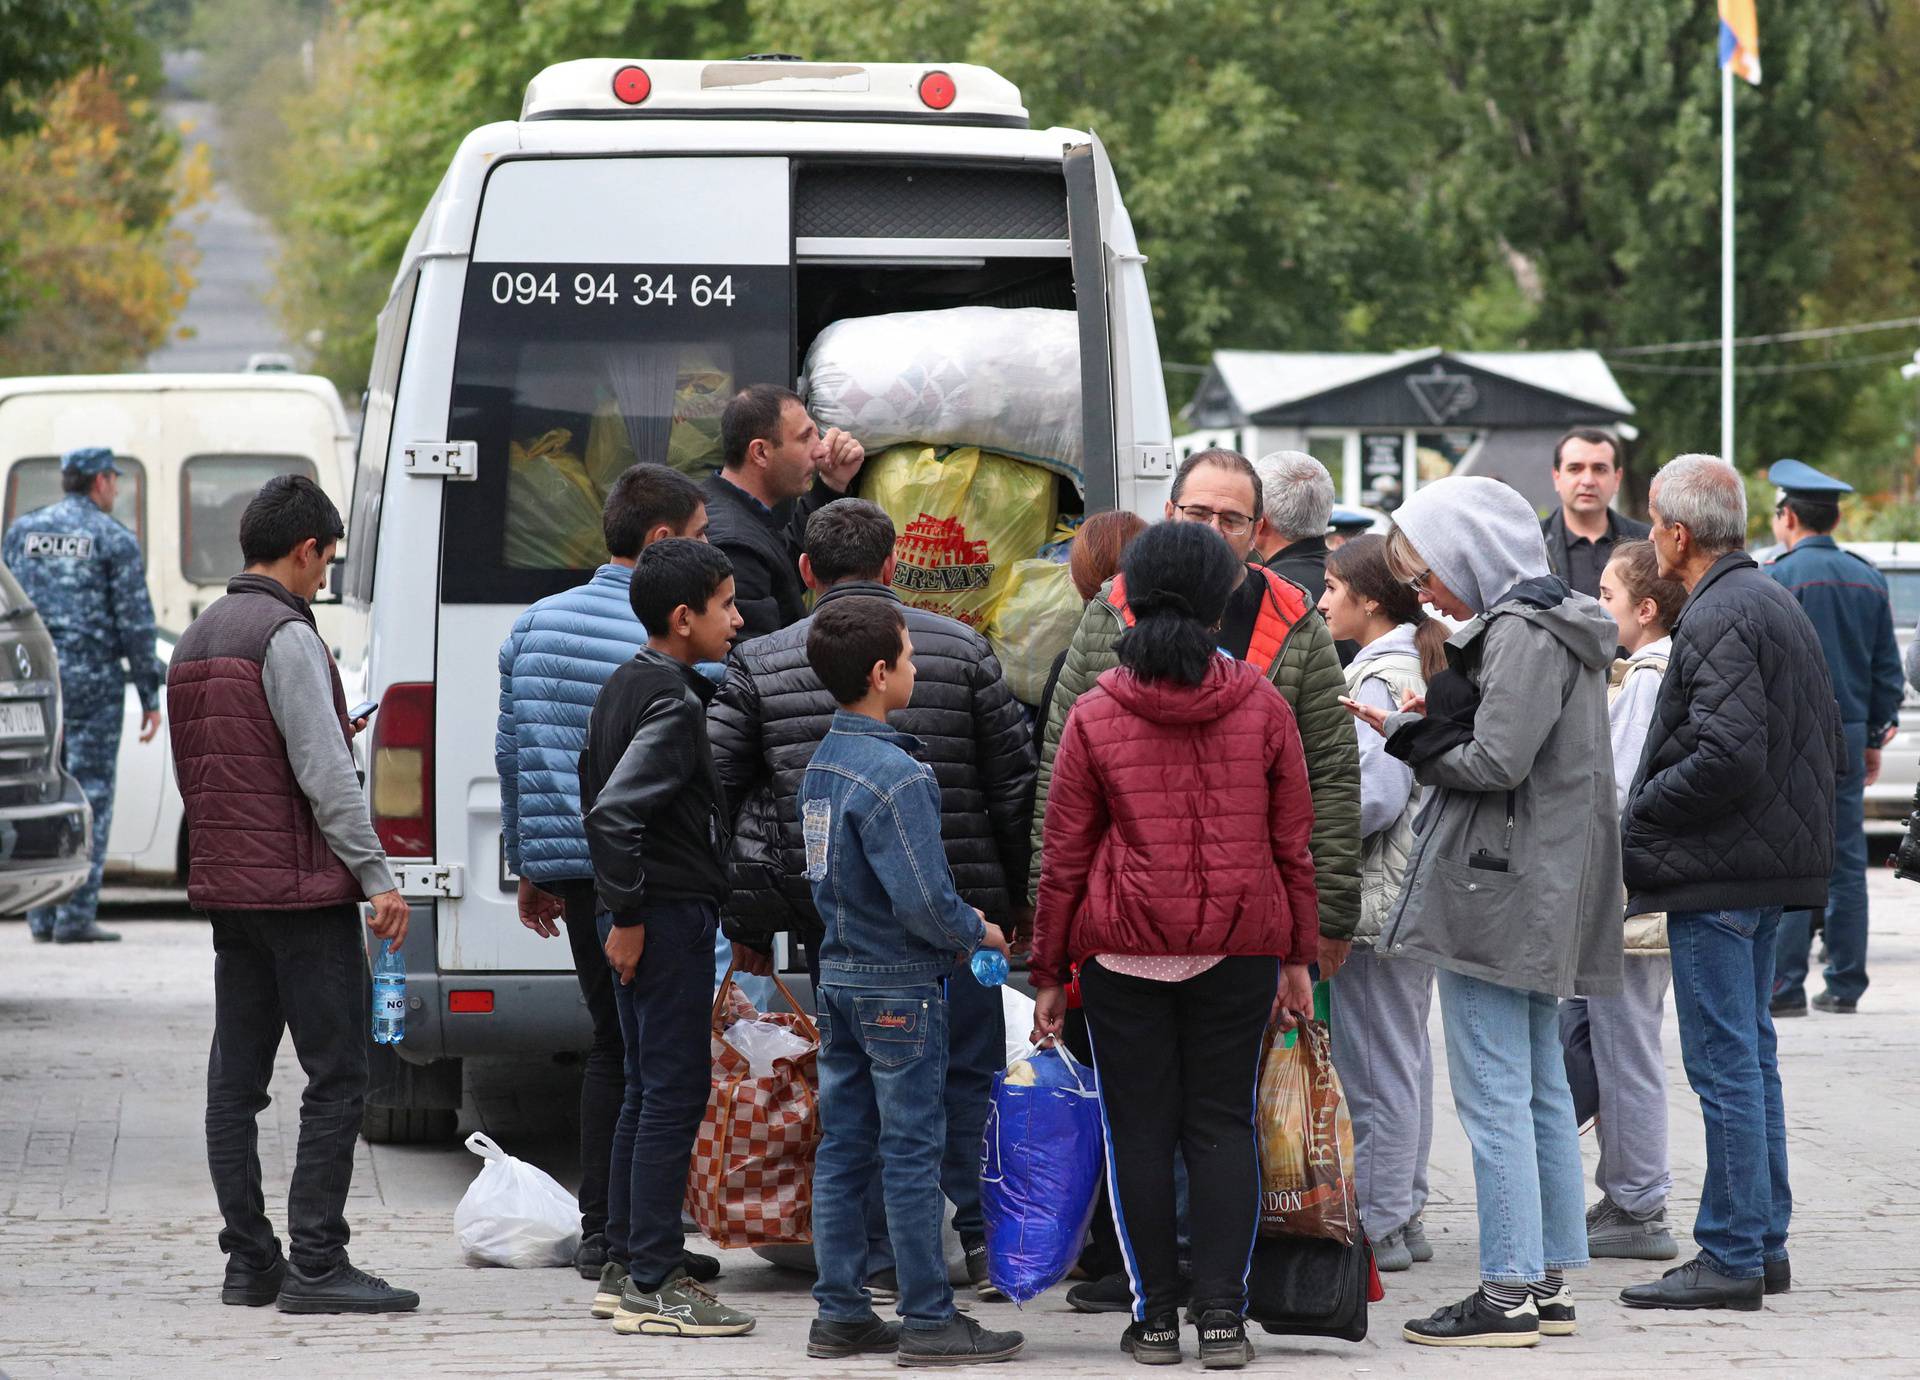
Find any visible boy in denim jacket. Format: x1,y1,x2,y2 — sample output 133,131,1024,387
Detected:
798,596,1022,1368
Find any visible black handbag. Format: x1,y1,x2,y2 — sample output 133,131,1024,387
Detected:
1245,1230,1373,1342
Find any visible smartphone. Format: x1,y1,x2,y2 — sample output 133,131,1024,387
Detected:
348,699,380,722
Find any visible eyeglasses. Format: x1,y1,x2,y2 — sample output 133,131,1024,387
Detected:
1174,504,1256,537
1404,568,1434,594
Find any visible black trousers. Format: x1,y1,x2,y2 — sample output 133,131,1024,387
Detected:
1080,955,1278,1320
556,878,624,1242
1062,1005,1123,1279
204,905,367,1273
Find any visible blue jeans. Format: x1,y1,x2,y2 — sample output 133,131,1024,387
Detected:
862,964,1002,1272
597,901,716,1290
1436,970,1587,1283
1669,907,1791,1278
812,982,953,1329
1776,722,1868,1005
28,701,120,939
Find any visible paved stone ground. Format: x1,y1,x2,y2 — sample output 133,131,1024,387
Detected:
4,877,1920,1378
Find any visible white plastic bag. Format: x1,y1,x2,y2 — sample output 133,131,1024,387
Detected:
723,1016,814,1079
802,307,1084,487
452,1132,581,1268
1000,985,1037,1068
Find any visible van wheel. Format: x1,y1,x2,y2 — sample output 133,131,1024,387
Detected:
361,1104,458,1144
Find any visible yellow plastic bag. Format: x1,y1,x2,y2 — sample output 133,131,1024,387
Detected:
987,560,1082,707
1256,1021,1358,1244
667,348,733,476
505,429,607,570
861,445,1056,629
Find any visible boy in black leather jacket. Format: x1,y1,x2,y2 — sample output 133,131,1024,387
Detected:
577,539,753,1340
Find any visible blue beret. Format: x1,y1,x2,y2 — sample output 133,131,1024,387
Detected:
59,447,121,478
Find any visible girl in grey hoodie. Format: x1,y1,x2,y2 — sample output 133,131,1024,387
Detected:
1319,535,1447,1275
1346,476,1623,1349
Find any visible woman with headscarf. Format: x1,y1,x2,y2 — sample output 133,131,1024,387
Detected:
1344,475,1623,1349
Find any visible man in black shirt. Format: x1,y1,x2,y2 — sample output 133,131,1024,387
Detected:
1541,429,1649,598
701,385,866,642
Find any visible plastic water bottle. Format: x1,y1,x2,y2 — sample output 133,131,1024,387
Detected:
372,946,407,1044
971,947,1009,987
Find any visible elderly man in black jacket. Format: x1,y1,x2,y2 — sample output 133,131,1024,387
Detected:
702,384,867,642
708,497,1036,1302
1618,453,1840,1315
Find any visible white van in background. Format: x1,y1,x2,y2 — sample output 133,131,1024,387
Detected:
340,56,1176,1139
0,373,361,880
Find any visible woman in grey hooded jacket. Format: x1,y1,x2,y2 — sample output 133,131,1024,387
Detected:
1347,475,1623,1350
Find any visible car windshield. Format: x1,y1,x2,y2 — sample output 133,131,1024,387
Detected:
1885,570,1920,629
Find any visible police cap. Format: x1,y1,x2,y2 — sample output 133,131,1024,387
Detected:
1328,506,1375,537
60,447,122,478
1766,458,1852,501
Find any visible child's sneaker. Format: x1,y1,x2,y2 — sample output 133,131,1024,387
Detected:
1193,1309,1254,1370
1403,1215,1434,1263
590,1260,627,1319
867,1266,900,1306
1121,1313,1182,1365
964,1236,1006,1302
611,1267,755,1337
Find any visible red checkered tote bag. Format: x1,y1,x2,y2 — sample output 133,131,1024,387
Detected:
684,963,821,1247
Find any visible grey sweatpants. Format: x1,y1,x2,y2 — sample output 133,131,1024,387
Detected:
1559,956,1673,1216
1330,947,1435,1240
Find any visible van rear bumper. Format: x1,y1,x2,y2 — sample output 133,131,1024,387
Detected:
370,900,594,1065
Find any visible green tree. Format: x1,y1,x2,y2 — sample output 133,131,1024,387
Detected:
273,0,752,389
0,66,209,373
0,0,115,139
749,0,1482,374
1418,0,1861,476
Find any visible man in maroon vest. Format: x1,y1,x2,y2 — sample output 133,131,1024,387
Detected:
169,474,416,1315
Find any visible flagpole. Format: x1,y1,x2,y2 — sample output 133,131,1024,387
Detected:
1721,61,1735,465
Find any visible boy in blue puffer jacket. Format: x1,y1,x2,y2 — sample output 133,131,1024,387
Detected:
494,462,708,1281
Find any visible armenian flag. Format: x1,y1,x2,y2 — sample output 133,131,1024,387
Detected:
1719,0,1761,85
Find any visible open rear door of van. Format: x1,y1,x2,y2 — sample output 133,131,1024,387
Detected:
1064,134,1175,519
433,154,793,974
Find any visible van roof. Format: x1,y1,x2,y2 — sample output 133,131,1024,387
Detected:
521,58,1027,128
390,114,1088,302
0,373,352,435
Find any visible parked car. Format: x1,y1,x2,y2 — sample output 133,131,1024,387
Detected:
1838,542,1920,834
0,559,93,917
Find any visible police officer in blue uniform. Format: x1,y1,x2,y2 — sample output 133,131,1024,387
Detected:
1763,458,1904,1015
2,448,163,943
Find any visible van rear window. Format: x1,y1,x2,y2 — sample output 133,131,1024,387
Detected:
440,260,791,604
4,456,147,551
181,455,317,583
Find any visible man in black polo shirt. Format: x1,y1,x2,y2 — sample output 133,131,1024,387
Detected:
701,384,867,641
1541,429,1649,598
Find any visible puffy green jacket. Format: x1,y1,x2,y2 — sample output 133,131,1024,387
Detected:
1028,568,1362,939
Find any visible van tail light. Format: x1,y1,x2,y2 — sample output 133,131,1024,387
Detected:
612,65,651,105
918,70,956,110
370,681,433,857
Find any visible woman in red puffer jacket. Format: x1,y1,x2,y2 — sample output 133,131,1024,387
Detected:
1030,519,1318,1368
